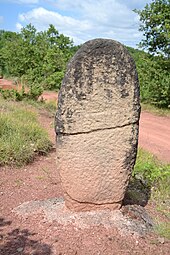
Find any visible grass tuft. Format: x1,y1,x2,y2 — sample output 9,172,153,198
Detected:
0,97,53,166
134,148,170,187
22,99,57,117
133,148,170,239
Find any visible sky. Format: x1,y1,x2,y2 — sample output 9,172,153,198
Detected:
0,0,152,48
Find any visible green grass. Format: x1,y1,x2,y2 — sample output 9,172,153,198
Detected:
0,97,53,166
134,148,170,187
141,103,170,116
23,99,57,117
155,222,170,239
134,148,170,239
134,148,170,208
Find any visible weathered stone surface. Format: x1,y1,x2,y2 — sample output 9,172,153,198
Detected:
55,39,140,211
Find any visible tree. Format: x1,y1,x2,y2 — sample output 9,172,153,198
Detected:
0,24,77,90
133,0,170,108
0,30,20,76
134,0,170,58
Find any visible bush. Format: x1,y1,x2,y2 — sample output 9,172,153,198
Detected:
137,57,170,108
42,71,64,90
27,83,44,100
127,47,170,108
0,24,77,91
0,89,22,101
0,83,43,101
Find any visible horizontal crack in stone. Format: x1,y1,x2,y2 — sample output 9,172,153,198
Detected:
57,120,138,136
65,191,122,206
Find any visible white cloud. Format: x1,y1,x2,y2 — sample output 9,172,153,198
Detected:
16,0,151,47
18,7,92,44
16,22,23,31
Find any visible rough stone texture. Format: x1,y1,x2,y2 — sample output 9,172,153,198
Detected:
55,39,140,211
14,198,153,236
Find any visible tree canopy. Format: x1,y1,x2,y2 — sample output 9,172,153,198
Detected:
0,24,79,91
134,0,170,58
133,0,170,108
0,23,169,107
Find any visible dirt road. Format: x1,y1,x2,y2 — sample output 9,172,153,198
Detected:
0,78,170,163
139,112,170,163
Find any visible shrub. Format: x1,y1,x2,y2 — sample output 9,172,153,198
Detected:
127,47,170,108
0,83,43,101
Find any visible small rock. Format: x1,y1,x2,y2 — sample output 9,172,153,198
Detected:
158,237,165,244
17,247,24,252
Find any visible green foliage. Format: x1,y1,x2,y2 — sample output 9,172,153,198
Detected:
1,23,169,107
127,47,170,108
133,148,170,236
28,83,44,100
133,0,170,108
134,0,170,58
134,148,170,187
0,83,43,101
0,97,52,166
137,57,170,107
0,24,78,91
42,46,65,90
0,89,22,101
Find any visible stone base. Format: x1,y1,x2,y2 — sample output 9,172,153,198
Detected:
14,197,153,236
64,192,122,212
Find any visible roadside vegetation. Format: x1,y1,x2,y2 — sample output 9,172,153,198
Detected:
141,103,170,116
26,99,57,117
0,97,53,167
133,148,170,239
134,148,170,189
0,24,79,97
0,1,169,108
127,46,170,108
133,0,170,108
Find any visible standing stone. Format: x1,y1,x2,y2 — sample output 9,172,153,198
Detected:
55,39,140,211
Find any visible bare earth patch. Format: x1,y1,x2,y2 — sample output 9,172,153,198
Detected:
139,112,170,163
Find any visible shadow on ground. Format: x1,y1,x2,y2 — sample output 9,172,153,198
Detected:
123,176,151,207
0,218,52,255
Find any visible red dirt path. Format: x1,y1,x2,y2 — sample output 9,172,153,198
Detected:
139,112,170,163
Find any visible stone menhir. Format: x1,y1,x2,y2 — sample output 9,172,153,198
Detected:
55,39,140,211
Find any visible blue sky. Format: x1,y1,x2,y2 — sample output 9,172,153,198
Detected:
0,0,152,48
